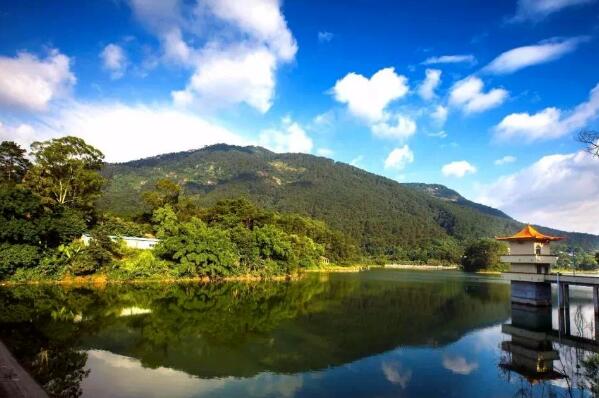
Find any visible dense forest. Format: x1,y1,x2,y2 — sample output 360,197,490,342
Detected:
1,138,597,281
100,144,599,252
0,138,358,281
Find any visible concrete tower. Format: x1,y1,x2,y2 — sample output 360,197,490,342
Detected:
497,225,563,306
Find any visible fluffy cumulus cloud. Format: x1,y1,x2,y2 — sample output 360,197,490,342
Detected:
0,49,76,112
442,160,477,177
129,0,297,113
0,102,248,162
259,119,313,153
372,114,416,140
449,76,508,113
101,44,128,79
484,37,587,74
477,150,599,234
384,145,414,170
332,67,409,123
418,69,441,100
495,83,599,141
422,54,477,65
511,0,596,22
495,155,517,165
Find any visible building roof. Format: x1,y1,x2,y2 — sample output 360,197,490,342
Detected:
496,225,564,242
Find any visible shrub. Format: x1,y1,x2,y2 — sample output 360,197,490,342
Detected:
155,217,240,278
111,250,173,279
0,243,40,278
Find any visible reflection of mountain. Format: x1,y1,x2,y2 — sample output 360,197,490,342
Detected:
0,272,510,383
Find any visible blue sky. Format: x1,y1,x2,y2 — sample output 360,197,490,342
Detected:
0,0,598,234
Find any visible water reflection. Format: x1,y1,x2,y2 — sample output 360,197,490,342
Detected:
499,291,599,397
1,270,598,397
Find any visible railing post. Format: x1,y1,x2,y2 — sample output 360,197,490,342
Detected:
563,284,570,335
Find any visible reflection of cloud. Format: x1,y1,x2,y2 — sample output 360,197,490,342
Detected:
83,350,304,398
118,307,152,317
382,361,412,388
442,354,479,375
246,373,303,398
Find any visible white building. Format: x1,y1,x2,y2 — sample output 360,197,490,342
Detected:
81,234,159,250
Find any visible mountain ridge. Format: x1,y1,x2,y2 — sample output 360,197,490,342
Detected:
99,144,599,251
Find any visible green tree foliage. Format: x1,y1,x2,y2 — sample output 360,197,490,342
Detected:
461,239,508,272
98,144,599,254
25,136,105,213
155,215,239,277
142,178,181,212
0,141,31,184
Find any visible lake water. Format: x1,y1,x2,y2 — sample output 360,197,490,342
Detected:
1,270,598,397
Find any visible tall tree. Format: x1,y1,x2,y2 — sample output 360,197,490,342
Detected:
0,141,31,184
25,136,105,212
142,178,181,211
578,130,599,158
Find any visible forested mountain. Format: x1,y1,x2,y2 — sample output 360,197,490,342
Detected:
99,144,599,252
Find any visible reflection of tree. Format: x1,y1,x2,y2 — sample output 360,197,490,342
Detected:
582,354,599,396
0,276,511,388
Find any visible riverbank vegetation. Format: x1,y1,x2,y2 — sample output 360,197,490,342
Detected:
1,137,597,281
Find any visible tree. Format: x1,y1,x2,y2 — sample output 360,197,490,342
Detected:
0,141,31,184
25,136,105,212
461,239,508,272
142,178,181,211
578,130,599,158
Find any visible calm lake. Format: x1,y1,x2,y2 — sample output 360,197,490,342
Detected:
1,270,598,397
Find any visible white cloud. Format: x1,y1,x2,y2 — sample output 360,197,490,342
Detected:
350,155,364,167
0,102,248,162
101,44,128,79
449,76,508,113
312,111,334,126
428,130,447,138
494,83,599,141
511,0,596,22
316,147,334,157
484,37,587,74
259,119,313,153
494,155,517,165
128,0,297,113
372,114,417,141
477,150,599,234
442,355,479,375
0,122,37,149
332,67,409,122
442,160,477,177
0,49,76,112
418,69,441,100
173,45,277,112
422,54,477,65
431,105,448,125
384,145,414,170
318,31,334,43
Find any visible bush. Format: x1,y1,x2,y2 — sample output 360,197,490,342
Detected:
155,217,240,277
461,239,508,272
0,243,40,278
111,250,173,279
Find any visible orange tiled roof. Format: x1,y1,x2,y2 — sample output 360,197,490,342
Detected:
496,225,563,242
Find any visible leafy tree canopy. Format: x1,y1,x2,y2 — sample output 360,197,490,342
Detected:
0,141,31,184
25,136,105,212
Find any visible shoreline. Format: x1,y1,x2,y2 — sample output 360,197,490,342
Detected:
0,273,300,287
384,264,459,271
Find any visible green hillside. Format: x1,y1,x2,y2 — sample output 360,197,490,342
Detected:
99,144,599,252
